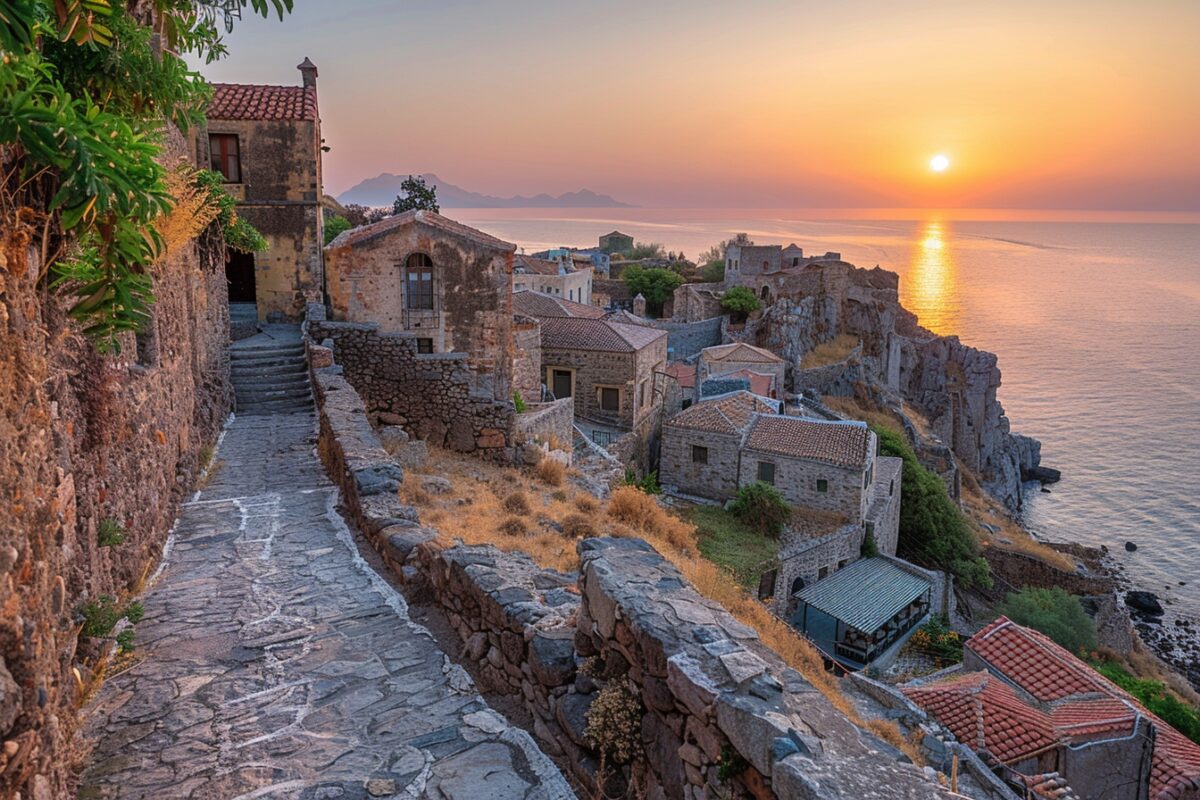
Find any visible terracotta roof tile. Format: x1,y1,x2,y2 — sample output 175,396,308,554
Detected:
209,83,318,121
513,254,564,275
701,342,784,364
513,290,607,319
664,362,696,389
743,415,871,468
539,317,666,353
666,391,777,435
326,209,515,252
723,368,776,398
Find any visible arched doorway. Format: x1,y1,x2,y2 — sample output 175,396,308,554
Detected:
760,285,770,302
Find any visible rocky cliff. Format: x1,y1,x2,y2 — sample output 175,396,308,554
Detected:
729,262,1040,511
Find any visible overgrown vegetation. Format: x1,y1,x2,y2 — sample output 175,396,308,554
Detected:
719,285,761,319
323,213,352,244
512,390,527,413
729,481,791,537
697,232,752,276
1096,661,1200,744
908,615,963,666
691,506,778,588
861,532,878,558
873,426,991,587
801,334,860,369
620,468,661,494
622,265,684,315
193,168,267,253
96,517,125,547
391,174,439,214
0,0,292,352
535,456,566,486
585,676,643,764
1000,586,1097,654
78,596,142,638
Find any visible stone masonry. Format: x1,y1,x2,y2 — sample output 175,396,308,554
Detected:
79,412,573,799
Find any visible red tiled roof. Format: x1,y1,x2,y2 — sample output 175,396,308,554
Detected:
539,316,666,353
743,415,871,469
701,342,784,364
326,209,515,252
666,391,776,436
664,362,696,389
513,254,563,275
906,617,1200,800
723,368,776,398
1017,772,1082,800
209,83,318,121
513,290,607,320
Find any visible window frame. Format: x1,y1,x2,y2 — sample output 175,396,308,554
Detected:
416,337,433,354
208,133,242,183
405,253,435,311
816,478,829,493
598,385,621,413
757,461,776,485
691,445,708,464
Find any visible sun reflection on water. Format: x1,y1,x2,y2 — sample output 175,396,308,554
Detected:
905,220,958,334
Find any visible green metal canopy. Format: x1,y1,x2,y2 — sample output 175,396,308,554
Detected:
796,557,931,633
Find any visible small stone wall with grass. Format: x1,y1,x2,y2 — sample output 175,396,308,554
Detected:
514,397,575,453
311,364,950,799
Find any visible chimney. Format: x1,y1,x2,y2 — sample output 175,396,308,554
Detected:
297,57,318,89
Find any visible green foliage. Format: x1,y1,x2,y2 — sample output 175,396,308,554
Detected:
621,469,661,495
0,0,292,351
194,169,267,252
1096,662,1200,744
392,174,439,214
720,285,761,318
115,628,136,653
1000,587,1097,654
512,391,527,413
622,266,684,314
717,745,749,782
908,614,963,664
692,506,778,588
323,213,352,245
873,426,991,588
78,595,141,637
729,481,791,538
97,517,125,547
861,533,878,558
698,232,753,273
699,260,725,283
125,600,144,624
627,241,666,260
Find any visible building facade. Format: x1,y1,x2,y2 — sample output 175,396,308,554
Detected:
512,254,593,304
697,342,787,398
324,210,516,401
200,58,325,322
598,230,634,256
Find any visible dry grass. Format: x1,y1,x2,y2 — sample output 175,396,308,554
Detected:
536,457,566,486
400,446,915,758
960,478,1077,572
821,394,906,437
801,334,860,369
502,491,531,515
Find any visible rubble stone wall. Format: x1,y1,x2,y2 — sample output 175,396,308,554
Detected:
653,316,723,360
310,319,515,457
514,397,575,450
0,179,231,797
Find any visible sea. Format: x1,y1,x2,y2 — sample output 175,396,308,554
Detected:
453,207,1200,629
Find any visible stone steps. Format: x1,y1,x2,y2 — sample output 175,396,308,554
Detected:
229,339,312,416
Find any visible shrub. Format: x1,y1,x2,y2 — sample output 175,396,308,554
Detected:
562,513,596,539
720,286,762,318
622,266,685,315
699,261,725,283
908,615,963,664
729,482,791,537
1096,662,1200,744
585,677,643,764
97,517,126,547
628,241,666,260
498,517,528,537
536,457,565,486
621,469,661,495
861,533,878,558
323,213,352,245
575,495,600,514
874,426,991,588
607,486,695,552
502,491,531,514
512,391,527,413
1000,587,1097,654
79,596,142,638
115,628,136,653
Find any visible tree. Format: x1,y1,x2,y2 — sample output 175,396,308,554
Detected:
622,266,684,315
720,286,761,319
1000,587,1097,654
323,214,352,245
873,426,991,588
628,241,666,260
392,175,439,214
698,232,753,272
729,482,791,537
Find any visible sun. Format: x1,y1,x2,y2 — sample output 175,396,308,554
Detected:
930,154,950,172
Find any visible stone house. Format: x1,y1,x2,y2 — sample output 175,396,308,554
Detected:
324,210,516,401
659,391,779,499
200,58,324,322
697,342,787,398
512,253,593,304
905,616,1200,800
598,230,634,255
722,241,843,304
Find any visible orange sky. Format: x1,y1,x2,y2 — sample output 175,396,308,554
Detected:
201,1,1200,210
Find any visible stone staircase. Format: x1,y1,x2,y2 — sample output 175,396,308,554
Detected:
230,339,313,416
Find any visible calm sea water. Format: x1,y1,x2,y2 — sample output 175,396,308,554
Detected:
454,208,1200,622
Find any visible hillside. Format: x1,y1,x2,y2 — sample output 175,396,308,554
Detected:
338,172,634,208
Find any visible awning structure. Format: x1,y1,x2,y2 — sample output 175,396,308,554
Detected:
796,557,931,632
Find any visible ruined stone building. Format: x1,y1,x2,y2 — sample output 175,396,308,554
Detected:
200,58,325,322
514,290,667,445
723,242,842,303
598,229,634,255
905,616,1200,800
512,253,593,304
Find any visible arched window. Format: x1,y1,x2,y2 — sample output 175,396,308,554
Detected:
790,576,806,595
406,253,434,310
760,285,770,301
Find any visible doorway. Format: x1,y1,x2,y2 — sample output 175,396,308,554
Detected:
551,369,573,400
226,251,256,304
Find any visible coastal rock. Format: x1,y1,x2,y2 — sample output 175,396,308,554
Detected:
1126,591,1164,616
1125,541,1138,552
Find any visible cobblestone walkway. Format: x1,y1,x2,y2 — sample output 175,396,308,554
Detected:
79,414,573,800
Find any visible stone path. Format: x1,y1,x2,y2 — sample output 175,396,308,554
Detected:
79,413,574,800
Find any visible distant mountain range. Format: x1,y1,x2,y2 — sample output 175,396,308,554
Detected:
337,172,634,209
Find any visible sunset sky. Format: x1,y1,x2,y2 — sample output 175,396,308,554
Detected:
200,0,1200,210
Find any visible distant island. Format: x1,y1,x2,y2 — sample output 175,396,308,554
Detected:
337,172,635,209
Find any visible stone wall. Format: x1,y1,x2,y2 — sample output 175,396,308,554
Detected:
0,166,231,797
738,448,868,519
310,319,516,457
514,397,575,451
660,425,743,500
310,364,950,799
513,315,544,401
652,316,723,360
543,334,666,433
774,524,864,612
